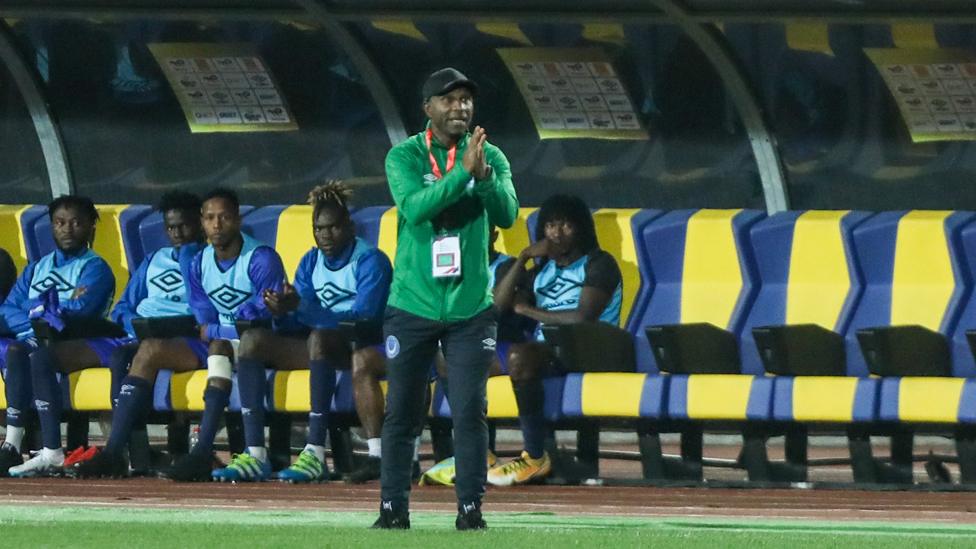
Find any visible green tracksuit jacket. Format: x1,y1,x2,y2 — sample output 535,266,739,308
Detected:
385,126,518,322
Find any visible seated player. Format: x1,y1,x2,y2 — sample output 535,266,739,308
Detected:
487,194,622,486
74,191,206,477
0,195,118,477
213,181,392,482
162,188,286,482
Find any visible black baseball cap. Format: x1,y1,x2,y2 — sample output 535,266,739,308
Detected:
422,67,478,101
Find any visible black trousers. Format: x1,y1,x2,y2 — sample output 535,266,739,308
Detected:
380,306,496,509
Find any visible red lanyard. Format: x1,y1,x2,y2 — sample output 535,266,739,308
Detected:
426,128,456,180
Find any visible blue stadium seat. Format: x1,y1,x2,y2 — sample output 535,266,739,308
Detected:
845,210,976,483
634,208,765,374
741,210,872,376
0,205,46,274
949,221,976,378
846,210,974,377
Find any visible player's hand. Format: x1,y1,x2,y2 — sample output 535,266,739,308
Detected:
519,239,551,264
264,283,298,316
71,286,88,299
277,282,300,312
462,126,489,180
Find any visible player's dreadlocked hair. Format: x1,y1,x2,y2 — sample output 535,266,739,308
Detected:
308,179,353,221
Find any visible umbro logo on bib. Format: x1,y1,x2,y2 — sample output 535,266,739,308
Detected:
538,276,582,300
31,272,74,294
207,284,252,310
423,173,437,185
481,337,496,351
149,269,183,293
316,282,356,308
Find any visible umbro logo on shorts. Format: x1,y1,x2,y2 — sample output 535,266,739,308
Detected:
482,337,496,351
386,335,400,359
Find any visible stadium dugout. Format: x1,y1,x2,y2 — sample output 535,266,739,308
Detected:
1,0,976,489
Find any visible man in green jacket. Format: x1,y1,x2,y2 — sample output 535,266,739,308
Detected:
373,67,518,531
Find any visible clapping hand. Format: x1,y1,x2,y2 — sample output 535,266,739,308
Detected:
461,126,490,180
263,282,300,316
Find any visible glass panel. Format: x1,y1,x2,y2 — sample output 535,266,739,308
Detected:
8,19,390,206
355,20,763,209
0,39,50,204
686,0,975,16
723,22,976,210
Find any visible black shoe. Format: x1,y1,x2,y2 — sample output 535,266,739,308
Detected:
371,502,410,529
0,443,23,477
161,452,215,482
345,456,381,484
75,449,128,479
456,502,486,531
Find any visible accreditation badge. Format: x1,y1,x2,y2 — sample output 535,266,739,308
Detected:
432,234,462,278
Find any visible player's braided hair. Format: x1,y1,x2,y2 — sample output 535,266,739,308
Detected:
308,179,353,220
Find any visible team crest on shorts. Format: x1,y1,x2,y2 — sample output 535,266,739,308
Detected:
385,335,400,359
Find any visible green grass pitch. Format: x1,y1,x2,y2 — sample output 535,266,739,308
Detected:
1,505,974,548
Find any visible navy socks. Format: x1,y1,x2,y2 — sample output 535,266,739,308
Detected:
512,378,547,459
105,375,151,454
308,359,337,447
29,346,63,450
190,384,231,456
4,345,32,428
236,358,267,449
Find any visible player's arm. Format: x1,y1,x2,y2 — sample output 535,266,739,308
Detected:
234,246,285,322
111,252,151,334
494,239,549,312
0,262,37,335
60,258,115,318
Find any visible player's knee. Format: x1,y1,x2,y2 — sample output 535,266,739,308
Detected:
506,345,531,382
238,328,272,359
5,342,29,365
208,339,234,358
308,328,346,361
352,347,383,381
130,339,164,379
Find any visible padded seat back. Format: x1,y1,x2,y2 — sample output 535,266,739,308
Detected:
741,210,870,374
634,209,764,373
846,211,974,377
0,205,46,275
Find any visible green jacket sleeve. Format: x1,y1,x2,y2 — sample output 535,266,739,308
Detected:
475,143,519,229
385,144,474,226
